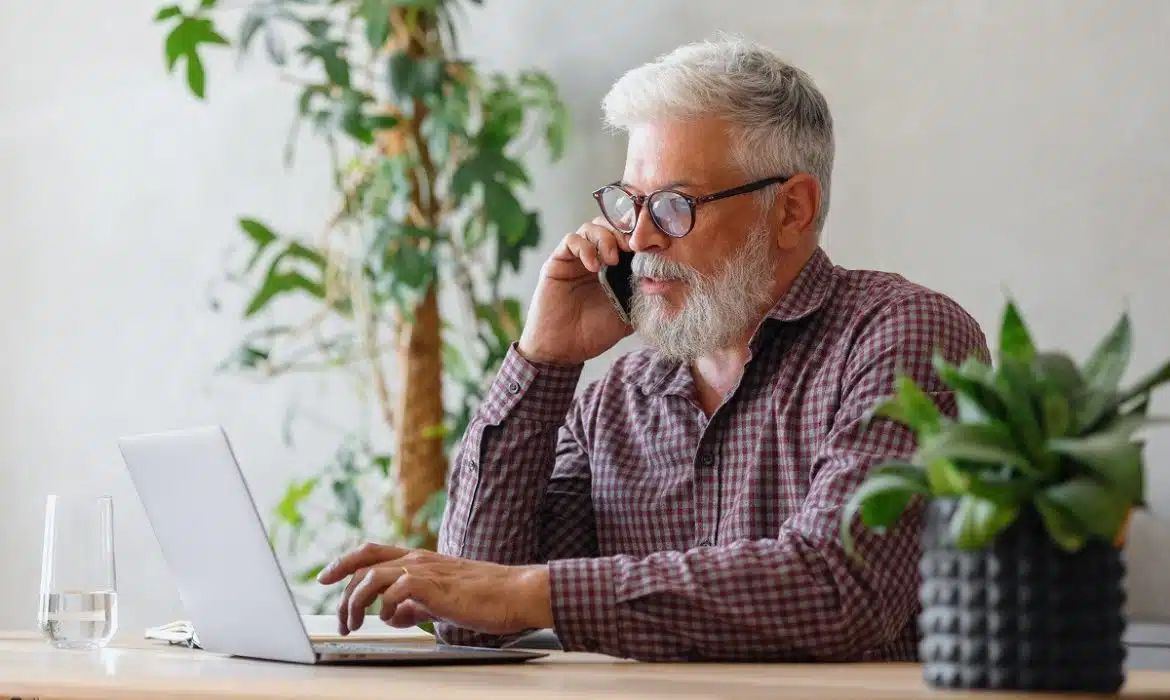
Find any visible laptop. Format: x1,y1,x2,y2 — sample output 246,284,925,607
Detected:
116,425,546,666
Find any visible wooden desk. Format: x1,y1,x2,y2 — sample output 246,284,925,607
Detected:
2,631,1170,700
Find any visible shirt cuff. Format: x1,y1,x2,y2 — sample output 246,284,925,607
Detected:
548,556,622,657
480,343,583,424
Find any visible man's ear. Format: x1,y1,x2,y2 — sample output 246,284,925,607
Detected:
770,173,820,247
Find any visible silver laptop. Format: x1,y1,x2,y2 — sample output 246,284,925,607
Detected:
117,425,545,665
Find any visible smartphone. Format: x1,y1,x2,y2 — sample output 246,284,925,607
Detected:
598,249,635,325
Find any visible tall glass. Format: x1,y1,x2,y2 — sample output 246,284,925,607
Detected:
37,495,118,649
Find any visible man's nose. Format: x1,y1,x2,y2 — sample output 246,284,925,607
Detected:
628,208,670,253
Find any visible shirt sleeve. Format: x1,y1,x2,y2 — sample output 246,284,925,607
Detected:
436,342,599,647
547,291,990,661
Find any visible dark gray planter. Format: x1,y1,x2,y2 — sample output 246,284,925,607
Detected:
918,498,1127,693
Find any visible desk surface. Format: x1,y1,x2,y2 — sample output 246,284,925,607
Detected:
2,632,1170,700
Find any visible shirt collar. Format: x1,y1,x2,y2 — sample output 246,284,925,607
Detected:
630,246,838,397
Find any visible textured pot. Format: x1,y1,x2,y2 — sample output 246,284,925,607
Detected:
918,498,1127,693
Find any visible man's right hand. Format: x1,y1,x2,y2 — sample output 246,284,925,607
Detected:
516,218,635,366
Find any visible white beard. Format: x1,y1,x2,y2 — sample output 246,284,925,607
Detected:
629,222,778,363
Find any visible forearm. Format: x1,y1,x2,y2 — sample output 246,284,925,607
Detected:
439,344,583,562
548,507,921,662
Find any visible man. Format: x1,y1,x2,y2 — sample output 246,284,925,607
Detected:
316,36,989,661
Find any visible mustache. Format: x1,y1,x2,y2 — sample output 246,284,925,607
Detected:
631,253,699,282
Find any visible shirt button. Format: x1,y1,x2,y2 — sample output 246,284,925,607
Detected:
506,380,521,394
699,452,714,466
699,537,713,547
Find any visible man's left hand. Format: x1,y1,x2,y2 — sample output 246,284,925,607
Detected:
315,543,554,636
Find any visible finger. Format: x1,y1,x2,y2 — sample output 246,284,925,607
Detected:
563,234,600,272
384,599,435,629
589,216,633,252
317,542,406,584
347,566,403,632
579,223,620,266
335,566,369,635
379,569,442,622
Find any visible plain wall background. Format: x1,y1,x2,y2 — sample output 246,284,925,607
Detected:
3,0,1170,635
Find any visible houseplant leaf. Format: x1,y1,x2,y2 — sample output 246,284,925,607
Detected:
1034,493,1089,552
840,469,928,557
998,300,1036,364
1041,476,1131,543
949,494,1018,550
1047,430,1144,504
870,375,943,436
915,422,1036,477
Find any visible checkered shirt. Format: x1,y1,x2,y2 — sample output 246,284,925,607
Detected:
437,246,989,661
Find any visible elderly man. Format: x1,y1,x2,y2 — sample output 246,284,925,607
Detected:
317,36,988,662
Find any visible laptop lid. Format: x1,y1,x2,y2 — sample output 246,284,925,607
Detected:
118,425,318,664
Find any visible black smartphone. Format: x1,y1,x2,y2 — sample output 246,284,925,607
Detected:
598,249,635,325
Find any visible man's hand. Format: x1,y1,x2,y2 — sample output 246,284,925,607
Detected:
316,543,554,636
517,217,635,365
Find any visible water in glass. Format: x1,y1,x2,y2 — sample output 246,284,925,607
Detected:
38,495,118,649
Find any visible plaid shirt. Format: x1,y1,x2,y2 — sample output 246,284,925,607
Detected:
437,246,989,661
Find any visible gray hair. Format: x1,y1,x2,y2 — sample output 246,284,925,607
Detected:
601,35,835,235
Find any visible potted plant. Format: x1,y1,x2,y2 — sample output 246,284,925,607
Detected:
843,300,1170,693
152,0,568,612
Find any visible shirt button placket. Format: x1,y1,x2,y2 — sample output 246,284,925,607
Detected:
695,447,717,547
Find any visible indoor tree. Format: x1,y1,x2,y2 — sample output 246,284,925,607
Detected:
153,0,568,611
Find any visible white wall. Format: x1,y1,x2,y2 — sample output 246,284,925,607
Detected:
3,0,1170,635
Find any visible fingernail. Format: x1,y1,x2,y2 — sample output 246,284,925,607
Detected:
317,561,335,582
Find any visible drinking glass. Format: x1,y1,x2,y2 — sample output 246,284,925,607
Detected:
37,495,118,649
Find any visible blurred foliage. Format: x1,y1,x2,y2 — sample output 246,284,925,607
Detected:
155,0,568,612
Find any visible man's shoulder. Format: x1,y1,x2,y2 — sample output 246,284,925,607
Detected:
825,263,990,364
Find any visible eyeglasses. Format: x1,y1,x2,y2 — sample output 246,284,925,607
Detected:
591,175,790,238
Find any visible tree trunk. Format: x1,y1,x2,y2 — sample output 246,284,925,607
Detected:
393,284,447,549
383,8,446,549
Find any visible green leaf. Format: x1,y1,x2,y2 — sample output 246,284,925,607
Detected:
387,52,445,104
840,471,928,556
966,468,1029,506
950,494,1019,550
416,621,436,636
995,355,1048,467
275,477,318,528
239,217,278,269
361,0,392,48
372,455,392,478
300,38,351,89
925,458,969,497
296,563,328,584
482,180,528,243
933,354,1007,423
1032,351,1085,399
870,375,944,436
1035,493,1089,552
199,0,217,8
999,301,1036,364
1084,312,1132,393
155,5,182,21
1041,476,1131,543
1048,429,1144,503
245,268,325,316
915,422,1035,476
331,478,363,529
1040,392,1072,439
186,50,207,98
1118,357,1170,407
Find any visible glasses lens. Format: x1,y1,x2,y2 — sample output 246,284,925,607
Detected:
649,192,693,237
600,187,637,232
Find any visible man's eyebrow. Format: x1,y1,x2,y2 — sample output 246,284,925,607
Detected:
618,179,697,192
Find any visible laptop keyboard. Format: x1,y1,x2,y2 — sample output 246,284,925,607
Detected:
314,641,419,654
